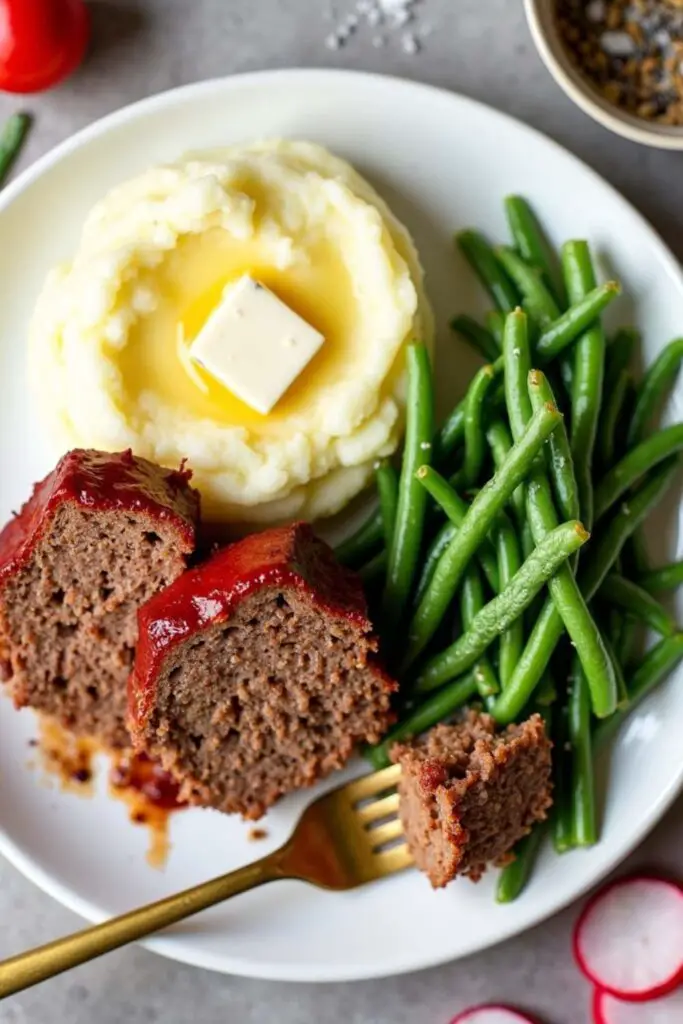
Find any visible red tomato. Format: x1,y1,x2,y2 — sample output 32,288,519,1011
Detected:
0,0,90,94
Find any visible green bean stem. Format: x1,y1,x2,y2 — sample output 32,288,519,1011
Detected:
627,336,683,447
450,315,500,363
569,660,597,847
382,343,435,631
403,402,563,669
639,559,683,593
504,195,566,308
562,241,607,531
414,521,588,693
456,230,519,312
600,574,675,638
365,673,478,770
593,423,683,522
535,281,620,363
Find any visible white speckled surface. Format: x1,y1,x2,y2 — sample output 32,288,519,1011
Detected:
0,3,682,1021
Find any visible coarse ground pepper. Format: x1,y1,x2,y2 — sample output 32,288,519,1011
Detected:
555,0,683,125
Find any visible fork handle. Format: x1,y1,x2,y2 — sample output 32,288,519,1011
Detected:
0,844,291,998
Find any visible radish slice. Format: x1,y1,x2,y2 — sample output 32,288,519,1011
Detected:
574,875,683,1002
594,987,683,1023
450,1008,536,1024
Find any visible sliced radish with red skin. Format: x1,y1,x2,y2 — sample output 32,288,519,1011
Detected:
574,875,683,1002
594,987,683,1024
450,1007,537,1024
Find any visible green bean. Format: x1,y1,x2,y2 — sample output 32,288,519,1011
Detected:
562,241,607,530
496,246,561,330
594,424,683,522
450,314,500,363
403,402,563,670
414,520,588,693
460,363,497,487
594,633,683,749
534,281,620,363
639,559,683,593
495,511,524,687
528,370,580,523
433,401,466,466
551,701,575,854
375,460,399,549
569,659,597,847
503,308,533,441
601,629,630,708
486,310,505,348
606,327,638,383
598,368,631,470
335,508,383,566
412,521,458,609
487,418,527,534
365,673,478,770
504,195,566,308
460,564,500,698
496,824,546,903
494,469,673,726
628,337,683,447
456,230,519,312
0,113,31,187
535,671,557,705
359,549,387,586
600,574,675,638
382,343,435,631
582,458,681,603
503,308,617,719
415,469,499,594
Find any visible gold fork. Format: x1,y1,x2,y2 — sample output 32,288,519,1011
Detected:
0,764,410,998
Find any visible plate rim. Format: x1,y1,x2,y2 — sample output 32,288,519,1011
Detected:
1,66,682,983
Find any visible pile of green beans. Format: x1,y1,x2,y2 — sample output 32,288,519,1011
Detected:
337,196,683,904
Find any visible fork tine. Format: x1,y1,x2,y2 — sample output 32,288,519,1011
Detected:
344,764,401,803
355,791,400,824
367,817,404,848
373,842,414,875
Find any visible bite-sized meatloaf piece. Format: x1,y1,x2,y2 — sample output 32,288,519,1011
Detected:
392,712,552,888
129,522,396,819
0,449,199,748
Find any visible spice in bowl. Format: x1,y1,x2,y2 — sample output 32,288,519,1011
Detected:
555,0,683,125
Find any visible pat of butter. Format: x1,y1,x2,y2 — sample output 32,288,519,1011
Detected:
189,275,324,415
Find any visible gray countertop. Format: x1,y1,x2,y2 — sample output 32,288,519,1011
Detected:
0,2,681,1022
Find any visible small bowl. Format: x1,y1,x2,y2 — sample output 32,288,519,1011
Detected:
524,0,683,150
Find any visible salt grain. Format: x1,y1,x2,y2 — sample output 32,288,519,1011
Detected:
600,30,638,56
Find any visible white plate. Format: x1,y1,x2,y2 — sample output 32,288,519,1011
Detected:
1,70,682,984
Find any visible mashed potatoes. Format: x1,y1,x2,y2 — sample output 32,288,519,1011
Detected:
29,140,432,523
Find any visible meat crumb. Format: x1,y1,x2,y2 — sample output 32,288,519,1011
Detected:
248,827,269,842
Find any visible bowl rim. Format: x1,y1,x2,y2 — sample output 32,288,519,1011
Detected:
524,0,683,151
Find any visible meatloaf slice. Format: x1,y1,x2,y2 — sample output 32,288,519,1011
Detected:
0,449,199,748
391,712,552,888
129,522,396,819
